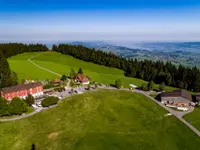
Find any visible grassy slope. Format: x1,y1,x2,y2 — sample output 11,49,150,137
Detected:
184,108,200,131
8,52,176,91
0,90,199,150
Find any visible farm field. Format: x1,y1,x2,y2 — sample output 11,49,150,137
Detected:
184,108,200,131
0,90,200,150
8,52,176,91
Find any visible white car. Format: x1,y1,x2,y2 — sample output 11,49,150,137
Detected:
32,104,38,109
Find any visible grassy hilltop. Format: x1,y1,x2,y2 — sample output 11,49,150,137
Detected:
8,52,176,91
0,90,199,150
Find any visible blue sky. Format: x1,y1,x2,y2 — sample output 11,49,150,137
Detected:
0,0,200,42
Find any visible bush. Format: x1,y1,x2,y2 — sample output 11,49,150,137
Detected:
115,79,123,89
10,97,28,115
43,84,53,89
147,81,155,91
41,96,59,107
141,83,148,91
61,74,67,81
159,82,165,91
25,94,35,106
0,98,11,117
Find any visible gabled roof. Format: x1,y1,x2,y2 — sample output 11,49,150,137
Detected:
1,82,43,94
75,74,89,83
161,89,192,101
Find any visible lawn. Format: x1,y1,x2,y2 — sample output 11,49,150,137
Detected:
184,108,200,131
8,52,176,91
0,90,199,150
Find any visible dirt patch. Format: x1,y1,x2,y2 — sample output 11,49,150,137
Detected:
48,132,59,140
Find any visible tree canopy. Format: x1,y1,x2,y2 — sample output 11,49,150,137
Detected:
78,68,83,74
53,44,200,92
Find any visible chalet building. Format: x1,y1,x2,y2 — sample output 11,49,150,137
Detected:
0,82,43,100
161,90,194,107
160,89,194,108
74,74,90,85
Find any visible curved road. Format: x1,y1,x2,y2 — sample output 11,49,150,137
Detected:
1,53,200,137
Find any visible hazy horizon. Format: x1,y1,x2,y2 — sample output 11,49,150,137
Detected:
1,0,200,42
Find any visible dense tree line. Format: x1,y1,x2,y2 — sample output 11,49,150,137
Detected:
0,43,48,58
0,43,48,88
53,44,200,92
0,51,18,88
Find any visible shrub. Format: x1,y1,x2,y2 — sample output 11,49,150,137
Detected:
159,82,165,91
0,98,11,117
61,74,67,81
115,79,123,89
147,81,155,91
10,97,28,115
43,84,53,89
141,83,148,91
25,94,35,106
41,96,59,107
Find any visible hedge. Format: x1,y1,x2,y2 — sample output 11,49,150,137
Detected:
41,96,59,107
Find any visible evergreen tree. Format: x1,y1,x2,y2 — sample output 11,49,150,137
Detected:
141,83,148,91
159,82,165,91
78,68,83,74
147,81,154,91
10,72,18,86
60,74,67,81
70,68,76,79
25,94,35,106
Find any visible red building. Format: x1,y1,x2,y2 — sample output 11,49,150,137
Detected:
0,82,43,100
74,74,90,85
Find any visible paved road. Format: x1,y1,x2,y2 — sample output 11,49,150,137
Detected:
2,53,200,136
0,107,43,122
1,86,200,137
135,89,200,137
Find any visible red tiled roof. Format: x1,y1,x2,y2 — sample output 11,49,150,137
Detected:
75,74,89,83
1,82,43,94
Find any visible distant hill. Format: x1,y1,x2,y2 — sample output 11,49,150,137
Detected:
69,41,200,68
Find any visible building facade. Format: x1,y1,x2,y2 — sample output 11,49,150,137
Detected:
0,82,43,100
161,90,193,108
74,74,90,85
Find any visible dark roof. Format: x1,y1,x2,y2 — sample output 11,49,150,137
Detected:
161,89,192,101
1,82,43,94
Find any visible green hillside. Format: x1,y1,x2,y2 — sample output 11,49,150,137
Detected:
8,52,176,91
0,90,199,150
184,108,200,131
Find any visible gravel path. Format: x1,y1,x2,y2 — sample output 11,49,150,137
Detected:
28,52,62,77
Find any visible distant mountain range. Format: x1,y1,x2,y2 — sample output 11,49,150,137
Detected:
69,41,200,68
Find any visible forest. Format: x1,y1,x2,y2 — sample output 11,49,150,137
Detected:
0,43,48,88
0,43,200,92
53,44,200,92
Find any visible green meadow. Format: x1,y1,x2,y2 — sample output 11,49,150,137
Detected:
8,52,176,91
0,90,199,150
184,108,200,131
